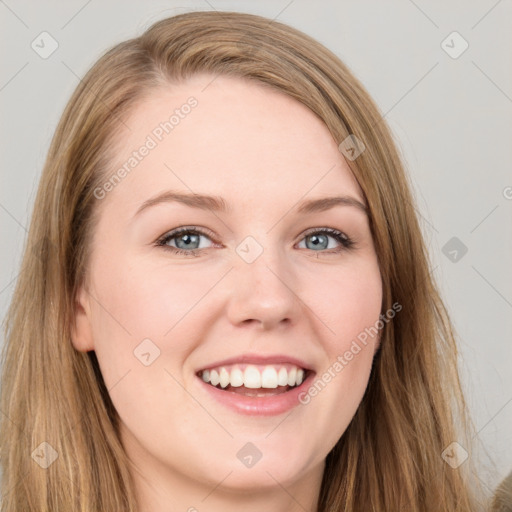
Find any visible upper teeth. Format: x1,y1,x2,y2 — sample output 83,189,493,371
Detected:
200,364,306,389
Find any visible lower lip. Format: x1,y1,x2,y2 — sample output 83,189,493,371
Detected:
197,372,315,416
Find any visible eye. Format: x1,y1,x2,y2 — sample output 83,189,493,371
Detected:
297,227,355,255
156,226,216,257
155,226,355,257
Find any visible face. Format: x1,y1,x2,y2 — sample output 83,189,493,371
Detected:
72,74,382,503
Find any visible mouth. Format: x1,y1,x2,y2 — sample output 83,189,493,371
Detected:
195,354,316,415
196,362,313,397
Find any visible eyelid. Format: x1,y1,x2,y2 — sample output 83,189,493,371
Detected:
157,225,217,242
300,226,347,239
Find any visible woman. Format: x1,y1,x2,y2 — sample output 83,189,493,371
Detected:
0,10,488,511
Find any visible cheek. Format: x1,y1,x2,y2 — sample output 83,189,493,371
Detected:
90,252,218,342
301,258,383,348
87,252,225,401
87,256,203,443
295,260,382,443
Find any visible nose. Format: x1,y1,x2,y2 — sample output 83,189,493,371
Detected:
225,247,301,330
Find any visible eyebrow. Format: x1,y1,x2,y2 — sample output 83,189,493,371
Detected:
134,191,368,217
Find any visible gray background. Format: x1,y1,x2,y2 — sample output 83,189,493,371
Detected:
1,0,511,496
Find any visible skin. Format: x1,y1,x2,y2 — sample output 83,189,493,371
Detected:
71,73,383,512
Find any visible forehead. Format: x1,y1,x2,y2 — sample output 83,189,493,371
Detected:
104,74,364,211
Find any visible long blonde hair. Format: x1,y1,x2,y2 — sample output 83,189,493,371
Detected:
1,10,487,511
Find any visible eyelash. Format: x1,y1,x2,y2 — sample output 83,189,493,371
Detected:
155,226,356,258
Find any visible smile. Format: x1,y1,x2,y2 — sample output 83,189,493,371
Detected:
198,363,308,394
196,356,315,415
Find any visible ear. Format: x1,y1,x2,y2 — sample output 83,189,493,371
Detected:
70,284,95,352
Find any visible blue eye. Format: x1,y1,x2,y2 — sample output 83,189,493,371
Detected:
156,226,355,257
298,227,355,253
156,226,214,257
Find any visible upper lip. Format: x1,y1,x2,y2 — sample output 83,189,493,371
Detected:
197,353,315,372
